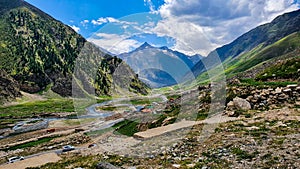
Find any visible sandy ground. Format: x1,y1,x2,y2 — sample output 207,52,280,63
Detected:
0,153,61,169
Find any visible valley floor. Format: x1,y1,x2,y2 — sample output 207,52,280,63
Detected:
0,106,298,169
0,84,299,169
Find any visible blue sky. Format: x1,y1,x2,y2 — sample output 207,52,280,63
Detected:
26,0,163,37
25,0,300,55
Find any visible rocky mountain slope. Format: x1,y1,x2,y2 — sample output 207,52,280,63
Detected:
0,70,21,104
192,9,300,77
0,0,148,103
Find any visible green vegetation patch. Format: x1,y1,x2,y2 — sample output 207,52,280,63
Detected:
0,99,74,118
231,147,257,160
128,97,163,105
112,119,139,136
256,57,300,81
96,106,117,111
231,32,300,74
4,136,57,151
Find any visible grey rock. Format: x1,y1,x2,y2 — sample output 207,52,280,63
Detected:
233,97,251,110
96,162,119,169
287,84,298,89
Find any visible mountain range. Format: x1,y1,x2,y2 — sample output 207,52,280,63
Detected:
0,0,299,103
118,42,203,88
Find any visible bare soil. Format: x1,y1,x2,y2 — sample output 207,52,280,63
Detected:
0,153,61,169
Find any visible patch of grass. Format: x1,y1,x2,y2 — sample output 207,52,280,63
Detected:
4,136,57,151
0,119,18,129
244,113,252,118
232,147,257,160
256,57,300,81
272,137,285,145
96,96,112,103
197,109,208,120
97,106,117,111
149,114,167,129
112,120,139,136
272,120,300,136
127,97,163,105
0,99,74,118
167,94,181,100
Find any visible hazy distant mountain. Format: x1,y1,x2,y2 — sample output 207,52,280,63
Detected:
118,42,203,88
192,9,300,77
0,0,148,102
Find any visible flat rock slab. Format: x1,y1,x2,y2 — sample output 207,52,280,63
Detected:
134,120,202,139
134,114,238,139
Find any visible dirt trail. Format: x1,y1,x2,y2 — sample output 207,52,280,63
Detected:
0,153,61,169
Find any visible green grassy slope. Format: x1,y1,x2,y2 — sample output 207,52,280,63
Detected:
195,32,300,84
0,0,148,103
192,9,300,77
226,32,300,75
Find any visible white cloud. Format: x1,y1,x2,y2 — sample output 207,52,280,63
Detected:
80,20,89,28
69,25,80,32
81,20,89,24
144,0,156,12
85,1,299,56
91,17,108,25
153,0,299,55
153,17,215,55
91,17,136,26
88,33,142,55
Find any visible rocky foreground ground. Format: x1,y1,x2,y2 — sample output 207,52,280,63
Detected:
19,106,298,169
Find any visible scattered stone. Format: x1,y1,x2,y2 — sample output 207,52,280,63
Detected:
172,164,181,168
287,84,298,89
275,87,282,94
227,101,235,109
283,88,292,93
246,126,260,130
187,163,196,168
127,167,136,169
226,111,239,117
233,97,251,111
96,162,119,169
202,166,208,169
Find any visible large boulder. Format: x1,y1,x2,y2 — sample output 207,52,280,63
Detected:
232,97,251,111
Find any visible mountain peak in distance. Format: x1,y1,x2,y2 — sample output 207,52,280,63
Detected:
137,42,153,50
